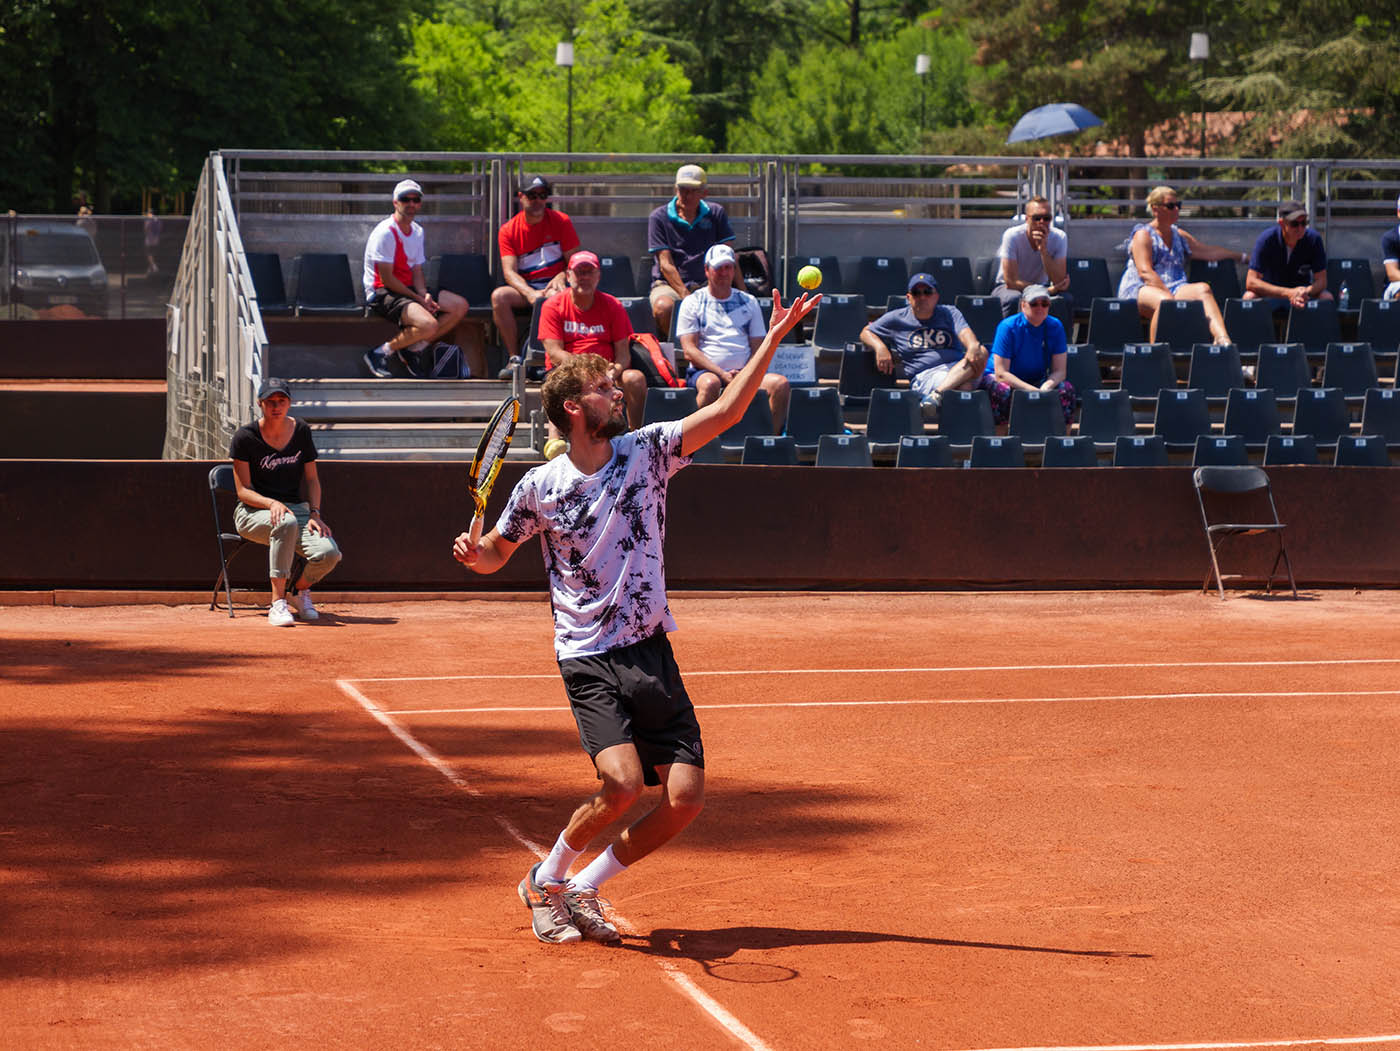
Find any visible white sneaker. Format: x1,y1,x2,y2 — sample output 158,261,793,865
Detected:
288,591,319,621
268,599,295,627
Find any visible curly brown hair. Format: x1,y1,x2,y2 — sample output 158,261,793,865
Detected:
540,353,612,433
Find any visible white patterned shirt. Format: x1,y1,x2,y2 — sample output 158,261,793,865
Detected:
496,420,690,659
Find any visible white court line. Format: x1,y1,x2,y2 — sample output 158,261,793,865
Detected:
348,657,1400,684
957,1036,1400,1051
384,688,1400,716
335,678,774,1051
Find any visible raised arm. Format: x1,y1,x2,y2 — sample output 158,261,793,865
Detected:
680,291,819,454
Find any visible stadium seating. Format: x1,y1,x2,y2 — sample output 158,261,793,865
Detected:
433,253,495,315
973,257,999,295
1223,298,1279,356
1357,298,1400,360
855,256,909,308
837,345,898,407
621,297,655,339
1153,299,1211,353
597,255,637,299
1255,343,1310,400
937,388,995,446
1078,389,1136,448
1290,387,1351,448
913,256,975,301
1153,388,1211,451
1192,434,1250,467
864,388,924,454
1360,388,1400,447
1188,258,1243,302
809,295,868,353
1187,343,1245,400
293,253,360,315
741,434,799,466
1321,343,1379,398
1064,343,1101,396
1113,434,1168,466
1327,258,1376,306
1285,300,1342,359
718,389,774,455
1086,298,1144,360
1334,434,1390,466
643,386,698,425
1263,434,1319,466
895,434,954,468
815,433,872,467
1221,387,1282,450
1041,434,1099,467
785,386,844,457
1066,258,1114,306
1119,343,1177,400
785,255,842,298
245,252,290,315
952,295,1004,346
968,434,1024,468
1006,388,1065,446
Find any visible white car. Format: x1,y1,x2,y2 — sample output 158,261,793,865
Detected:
3,220,109,316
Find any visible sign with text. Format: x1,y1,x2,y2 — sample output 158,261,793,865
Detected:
767,345,816,384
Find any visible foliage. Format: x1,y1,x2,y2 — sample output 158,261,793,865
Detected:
407,0,707,153
729,24,977,157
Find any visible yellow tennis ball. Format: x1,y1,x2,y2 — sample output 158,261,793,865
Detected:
543,438,568,461
797,265,822,290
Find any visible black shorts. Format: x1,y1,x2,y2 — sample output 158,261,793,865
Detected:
367,290,416,326
558,631,704,787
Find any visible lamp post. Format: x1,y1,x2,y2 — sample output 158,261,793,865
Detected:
556,41,575,163
1189,31,1209,159
915,53,930,139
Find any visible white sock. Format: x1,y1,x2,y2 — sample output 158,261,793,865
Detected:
536,831,585,885
568,845,628,892
405,339,428,354
377,341,391,355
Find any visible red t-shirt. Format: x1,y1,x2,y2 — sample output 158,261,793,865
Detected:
538,291,633,366
497,209,580,287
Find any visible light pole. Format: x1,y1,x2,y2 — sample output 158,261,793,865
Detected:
1189,31,1209,159
915,53,930,139
556,41,575,162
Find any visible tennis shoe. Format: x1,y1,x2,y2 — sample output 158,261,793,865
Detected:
287,591,319,621
268,599,295,627
563,885,622,945
498,355,522,380
363,345,394,378
518,863,582,944
920,390,943,421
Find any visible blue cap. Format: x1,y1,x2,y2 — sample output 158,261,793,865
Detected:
907,273,938,293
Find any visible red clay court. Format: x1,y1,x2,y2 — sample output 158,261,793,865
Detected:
3,590,1399,1049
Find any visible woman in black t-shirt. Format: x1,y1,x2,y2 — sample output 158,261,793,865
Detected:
229,378,342,626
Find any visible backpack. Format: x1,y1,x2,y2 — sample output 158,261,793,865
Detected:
736,246,774,297
628,332,684,388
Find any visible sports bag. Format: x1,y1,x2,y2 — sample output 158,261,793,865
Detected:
428,342,470,378
736,246,774,297
628,332,684,388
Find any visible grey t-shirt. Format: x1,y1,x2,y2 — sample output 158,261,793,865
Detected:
995,223,1067,287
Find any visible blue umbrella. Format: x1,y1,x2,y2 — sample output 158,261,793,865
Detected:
1006,103,1104,144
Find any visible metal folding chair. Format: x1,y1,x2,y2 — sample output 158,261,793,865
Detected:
1192,466,1297,600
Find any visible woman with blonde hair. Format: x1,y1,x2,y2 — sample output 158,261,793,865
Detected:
1117,186,1248,344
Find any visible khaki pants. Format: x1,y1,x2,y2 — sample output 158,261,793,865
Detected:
233,502,341,585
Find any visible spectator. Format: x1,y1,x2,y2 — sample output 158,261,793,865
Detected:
991,195,1071,317
858,273,987,419
1381,194,1400,300
229,378,342,628
143,210,161,276
676,243,789,432
362,179,473,379
1245,200,1332,309
979,285,1073,427
540,251,647,432
492,174,579,369
75,204,96,237
1118,185,1242,344
648,163,735,340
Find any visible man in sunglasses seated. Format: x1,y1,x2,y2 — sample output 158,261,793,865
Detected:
1245,200,1332,311
990,195,1072,318
362,180,473,378
492,174,580,369
858,273,987,420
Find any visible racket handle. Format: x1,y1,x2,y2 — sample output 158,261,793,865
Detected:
468,512,484,547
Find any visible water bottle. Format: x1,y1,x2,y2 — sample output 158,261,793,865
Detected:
1340,281,1350,310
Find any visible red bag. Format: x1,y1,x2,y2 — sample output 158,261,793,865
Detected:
629,332,684,388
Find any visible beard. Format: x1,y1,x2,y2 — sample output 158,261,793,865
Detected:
586,400,628,440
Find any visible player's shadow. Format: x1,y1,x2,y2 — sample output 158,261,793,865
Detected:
632,925,1150,975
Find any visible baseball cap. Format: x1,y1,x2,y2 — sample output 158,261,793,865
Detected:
257,377,291,401
519,174,551,195
1022,284,1051,303
393,179,423,201
1278,200,1308,222
907,273,938,293
568,250,601,271
704,243,737,268
675,164,707,189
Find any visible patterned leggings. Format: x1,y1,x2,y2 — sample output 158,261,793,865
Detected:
982,378,1077,426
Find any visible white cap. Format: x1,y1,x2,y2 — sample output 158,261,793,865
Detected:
393,179,423,201
704,243,737,268
675,164,707,189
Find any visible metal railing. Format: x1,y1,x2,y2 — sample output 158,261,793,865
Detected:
164,154,268,460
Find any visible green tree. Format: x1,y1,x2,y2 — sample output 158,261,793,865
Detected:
729,24,976,156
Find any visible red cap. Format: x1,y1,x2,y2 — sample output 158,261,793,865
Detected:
568,250,601,271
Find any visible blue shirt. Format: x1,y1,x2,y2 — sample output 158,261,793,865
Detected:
648,199,735,286
1250,226,1327,289
986,312,1067,385
867,304,970,378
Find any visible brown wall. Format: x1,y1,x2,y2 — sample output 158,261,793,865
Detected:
0,320,165,379
1,460,1396,591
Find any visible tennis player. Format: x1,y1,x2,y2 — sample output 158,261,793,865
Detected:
452,289,820,945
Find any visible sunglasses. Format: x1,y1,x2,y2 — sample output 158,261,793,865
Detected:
523,191,549,201
909,287,936,297
1157,201,1181,210
1286,218,1308,228
1028,299,1051,308
399,195,421,203
1027,214,1052,223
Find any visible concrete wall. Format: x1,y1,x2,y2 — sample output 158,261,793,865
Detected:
2,460,1396,592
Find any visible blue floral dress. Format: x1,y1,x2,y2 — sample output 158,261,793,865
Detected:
1117,223,1190,299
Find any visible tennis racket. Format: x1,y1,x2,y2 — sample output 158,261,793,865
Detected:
467,394,521,546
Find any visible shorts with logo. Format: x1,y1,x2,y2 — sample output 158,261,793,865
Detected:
558,630,704,786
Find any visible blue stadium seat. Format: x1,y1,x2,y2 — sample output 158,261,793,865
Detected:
741,434,800,466
1086,298,1144,361
895,434,954,467
293,253,360,315
1285,299,1342,359
433,253,495,315
810,295,868,353
952,295,1003,346
1263,434,1318,466
1360,387,1400,448
913,256,975,301
1153,388,1212,451
1113,434,1168,466
597,255,637,299
1064,343,1101,396
1078,389,1136,448
1192,434,1249,467
1290,387,1351,448
1334,434,1391,466
1188,258,1243,302
1041,434,1100,467
815,433,872,467
784,386,844,455
1154,299,1211,354
968,434,1025,468
245,252,290,315
1321,343,1379,398
1223,298,1279,357
854,256,909,307
1187,343,1245,400
643,386,698,425
1222,387,1282,449
1255,343,1311,401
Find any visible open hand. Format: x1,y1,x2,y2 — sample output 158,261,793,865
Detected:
769,290,821,340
